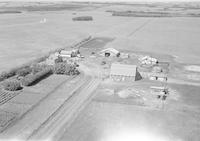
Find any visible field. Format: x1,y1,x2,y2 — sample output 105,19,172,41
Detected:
59,82,200,141
1,2,200,72
0,2,200,141
57,35,200,141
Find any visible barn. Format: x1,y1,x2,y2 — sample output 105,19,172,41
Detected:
110,63,142,82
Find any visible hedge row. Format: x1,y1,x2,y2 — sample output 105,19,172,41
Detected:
21,68,53,86
1,63,79,90
0,36,91,82
112,11,172,17
72,16,93,21
31,64,51,74
54,63,80,75
0,70,16,82
2,80,22,91
16,67,32,77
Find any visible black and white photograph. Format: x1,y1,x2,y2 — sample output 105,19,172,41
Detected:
0,0,200,140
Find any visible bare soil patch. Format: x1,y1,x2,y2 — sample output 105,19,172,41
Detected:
184,65,200,72
59,81,200,141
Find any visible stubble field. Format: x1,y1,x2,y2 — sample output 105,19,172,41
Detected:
1,3,200,72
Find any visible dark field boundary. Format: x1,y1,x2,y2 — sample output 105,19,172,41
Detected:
0,11,22,14
112,11,200,17
0,3,99,12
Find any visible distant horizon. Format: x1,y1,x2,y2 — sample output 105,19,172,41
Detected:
1,0,200,3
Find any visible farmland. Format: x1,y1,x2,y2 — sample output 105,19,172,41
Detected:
1,2,200,72
0,1,200,141
57,38,200,141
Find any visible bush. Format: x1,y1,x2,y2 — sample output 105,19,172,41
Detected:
0,70,16,82
72,16,93,21
2,80,22,91
21,68,52,86
54,56,63,64
31,64,49,74
54,63,80,75
54,63,69,75
21,74,34,86
101,61,106,65
0,72,8,81
68,65,80,75
16,67,32,77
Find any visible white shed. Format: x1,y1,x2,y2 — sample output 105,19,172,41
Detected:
100,48,120,57
60,50,72,58
150,73,167,82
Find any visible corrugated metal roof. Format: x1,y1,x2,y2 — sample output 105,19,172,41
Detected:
100,48,120,55
110,63,137,76
60,50,72,55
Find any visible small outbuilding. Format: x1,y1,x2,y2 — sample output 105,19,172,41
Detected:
100,48,120,57
139,56,158,65
150,73,167,82
59,49,80,59
150,86,168,93
60,50,72,58
152,66,162,73
110,63,142,82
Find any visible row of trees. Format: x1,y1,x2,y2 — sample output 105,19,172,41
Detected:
1,61,80,91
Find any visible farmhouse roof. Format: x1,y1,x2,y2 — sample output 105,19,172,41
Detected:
110,63,137,76
100,48,120,54
60,50,72,55
150,86,167,90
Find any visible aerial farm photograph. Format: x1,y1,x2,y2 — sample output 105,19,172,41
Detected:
0,0,200,140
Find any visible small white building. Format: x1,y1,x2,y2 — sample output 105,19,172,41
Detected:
139,56,158,65
59,49,81,59
100,48,120,57
150,73,167,82
150,86,168,95
110,63,142,82
152,66,162,73
60,50,72,58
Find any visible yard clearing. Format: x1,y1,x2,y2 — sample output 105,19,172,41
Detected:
59,82,200,141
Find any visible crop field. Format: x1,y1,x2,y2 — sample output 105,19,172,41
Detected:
0,90,21,106
1,2,200,72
